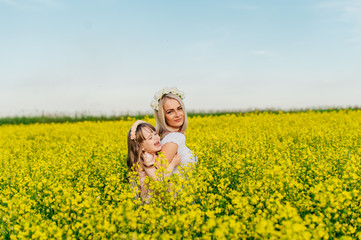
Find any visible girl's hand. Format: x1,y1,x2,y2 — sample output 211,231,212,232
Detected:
143,152,156,167
171,154,181,167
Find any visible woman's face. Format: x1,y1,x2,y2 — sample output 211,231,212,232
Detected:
163,98,184,131
141,127,161,154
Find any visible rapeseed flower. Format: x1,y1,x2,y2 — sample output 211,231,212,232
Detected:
1,110,361,238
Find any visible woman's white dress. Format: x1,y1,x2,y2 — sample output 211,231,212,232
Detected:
161,132,197,174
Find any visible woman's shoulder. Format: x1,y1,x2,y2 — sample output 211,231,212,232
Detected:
162,132,185,140
161,132,185,145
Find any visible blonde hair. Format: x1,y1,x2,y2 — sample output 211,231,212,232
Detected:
126,122,156,171
154,93,188,136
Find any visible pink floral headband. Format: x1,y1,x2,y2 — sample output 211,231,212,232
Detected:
130,120,145,140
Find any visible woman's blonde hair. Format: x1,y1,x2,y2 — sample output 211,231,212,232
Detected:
126,122,156,171
154,93,188,136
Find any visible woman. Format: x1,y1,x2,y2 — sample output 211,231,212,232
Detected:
150,87,197,174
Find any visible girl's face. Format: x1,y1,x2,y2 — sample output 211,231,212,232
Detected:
163,98,184,131
141,127,161,154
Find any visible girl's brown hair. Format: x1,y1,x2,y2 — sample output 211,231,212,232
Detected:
126,122,156,171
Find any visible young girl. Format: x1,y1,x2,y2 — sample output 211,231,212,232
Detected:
126,120,181,199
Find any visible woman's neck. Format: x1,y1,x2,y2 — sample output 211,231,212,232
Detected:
167,126,181,132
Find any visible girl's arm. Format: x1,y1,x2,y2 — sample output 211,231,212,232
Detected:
142,166,157,179
143,154,181,179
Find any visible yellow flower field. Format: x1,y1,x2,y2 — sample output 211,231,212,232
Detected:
1,110,361,239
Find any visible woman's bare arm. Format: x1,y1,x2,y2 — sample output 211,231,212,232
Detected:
160,142,178,164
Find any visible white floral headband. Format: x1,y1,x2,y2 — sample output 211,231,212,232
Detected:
150,87,185,111
130,120,145,140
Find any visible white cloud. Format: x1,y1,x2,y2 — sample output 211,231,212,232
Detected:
194,39,219,50
343,2,361,20
315,0,361,46
316,1,361,25
251,50,274,56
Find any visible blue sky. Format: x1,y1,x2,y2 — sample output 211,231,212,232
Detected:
1,0,360,117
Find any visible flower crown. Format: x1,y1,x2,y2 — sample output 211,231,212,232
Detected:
150,87,185,110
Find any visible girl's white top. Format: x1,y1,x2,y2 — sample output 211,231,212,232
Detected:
161,132,197,174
